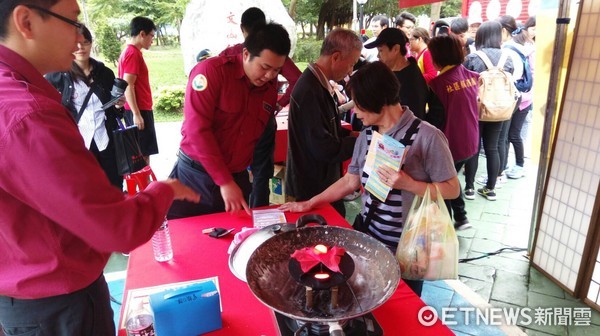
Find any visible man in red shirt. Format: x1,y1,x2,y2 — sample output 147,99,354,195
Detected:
167,23,291,218
219,7,301,208
118,16,158,164
0,1,199,334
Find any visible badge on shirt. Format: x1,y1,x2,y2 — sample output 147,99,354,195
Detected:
192,74,208,91
263,101,274,114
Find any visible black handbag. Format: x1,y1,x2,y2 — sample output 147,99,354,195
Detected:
112,118,147,175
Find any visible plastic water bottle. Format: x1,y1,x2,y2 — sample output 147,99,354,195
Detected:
125,300,156,336
151,218,173,262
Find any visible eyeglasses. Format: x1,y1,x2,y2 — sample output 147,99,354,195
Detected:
25,4,85,34
402,25,415,30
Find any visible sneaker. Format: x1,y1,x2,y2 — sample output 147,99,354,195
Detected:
477,187,497,201
464,188,475,200
454,219,473,231
506,166,525,179
476,175,504,189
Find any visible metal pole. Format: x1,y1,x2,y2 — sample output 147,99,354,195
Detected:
359,4,364,32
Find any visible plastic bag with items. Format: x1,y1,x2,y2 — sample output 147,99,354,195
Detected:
396,185,459,280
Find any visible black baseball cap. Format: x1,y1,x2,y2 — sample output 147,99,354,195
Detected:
364,28,408,49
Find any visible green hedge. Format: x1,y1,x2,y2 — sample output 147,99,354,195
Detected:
154,85,185,114
294,38,322,63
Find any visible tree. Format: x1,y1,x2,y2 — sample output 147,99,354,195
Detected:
87,0,191,45
96,24,122,66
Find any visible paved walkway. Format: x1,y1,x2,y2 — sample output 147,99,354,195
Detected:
107,121,600,335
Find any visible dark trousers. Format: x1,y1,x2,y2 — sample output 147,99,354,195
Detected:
0,275,114,336
404,279,424,297
90,139,123,190
464,152,478,190
509,104,532,167
250,115,276,208
498,119,511,175
478,121,503,189
167,153,251,219
446,156,475,222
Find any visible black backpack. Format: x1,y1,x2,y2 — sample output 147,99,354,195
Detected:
504,45,533,93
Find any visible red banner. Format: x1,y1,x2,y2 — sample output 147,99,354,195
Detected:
398,0,441,9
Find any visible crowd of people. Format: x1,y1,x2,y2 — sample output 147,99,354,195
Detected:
346,12,536,231
0,0,536,332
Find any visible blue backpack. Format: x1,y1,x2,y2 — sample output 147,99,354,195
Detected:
504,45,533,93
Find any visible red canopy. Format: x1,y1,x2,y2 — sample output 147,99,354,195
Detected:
398,0,440,8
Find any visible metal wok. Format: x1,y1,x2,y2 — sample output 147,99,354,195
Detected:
245,214,400,334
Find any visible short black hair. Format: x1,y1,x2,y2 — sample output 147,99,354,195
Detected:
450,17,469,35
347,61,400,114
475,21,503,49
395,12,416,27
241,7,266,35
372,15,389,28
81,25,92,43
243,22,290,59
130,16,156,37
0,0,58,40
428,34,465,68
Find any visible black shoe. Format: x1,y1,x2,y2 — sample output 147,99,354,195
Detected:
464,188,475,200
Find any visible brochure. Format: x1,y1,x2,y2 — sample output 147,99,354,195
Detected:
364,133,406,202
252,209,287,228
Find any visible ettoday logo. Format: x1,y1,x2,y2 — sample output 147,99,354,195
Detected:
417,306,592,327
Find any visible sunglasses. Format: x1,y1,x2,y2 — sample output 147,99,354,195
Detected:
25,4,85,34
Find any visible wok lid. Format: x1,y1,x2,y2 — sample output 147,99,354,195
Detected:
245,214,401,323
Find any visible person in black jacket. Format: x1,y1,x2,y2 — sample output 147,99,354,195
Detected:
285,28,360,216
46,26,123,189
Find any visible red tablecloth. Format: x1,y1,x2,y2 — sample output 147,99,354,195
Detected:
118,205,452,335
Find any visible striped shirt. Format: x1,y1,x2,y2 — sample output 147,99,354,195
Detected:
347,108,457,248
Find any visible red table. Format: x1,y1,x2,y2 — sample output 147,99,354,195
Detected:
118,205,452,335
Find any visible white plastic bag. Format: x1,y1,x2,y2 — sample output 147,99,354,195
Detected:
396,185,459,280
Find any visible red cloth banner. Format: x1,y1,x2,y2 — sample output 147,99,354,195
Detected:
398,0,440,8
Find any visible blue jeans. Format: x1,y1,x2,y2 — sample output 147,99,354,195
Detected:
0,275,114,336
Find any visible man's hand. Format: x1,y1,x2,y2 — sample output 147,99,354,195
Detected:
220,180,250,215
133,113,145,130
163,179,200,203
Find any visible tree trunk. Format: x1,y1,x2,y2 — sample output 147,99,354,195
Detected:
430,2,442,22
288,0,297,19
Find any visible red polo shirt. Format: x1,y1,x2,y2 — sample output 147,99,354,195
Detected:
118,44,153,110
180,54,278,185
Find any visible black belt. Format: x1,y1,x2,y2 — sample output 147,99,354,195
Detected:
178,149,207,173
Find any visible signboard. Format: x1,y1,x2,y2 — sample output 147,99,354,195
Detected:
462,0,538,24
